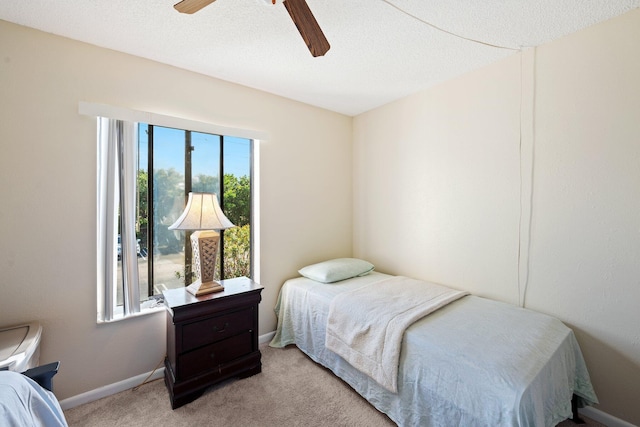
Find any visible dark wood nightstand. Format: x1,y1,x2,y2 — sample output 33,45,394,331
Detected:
162,276,264,409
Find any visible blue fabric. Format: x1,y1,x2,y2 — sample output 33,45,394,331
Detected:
271,272,598,427
0,371,68,427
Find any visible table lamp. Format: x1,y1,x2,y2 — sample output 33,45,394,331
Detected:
168,192,235,296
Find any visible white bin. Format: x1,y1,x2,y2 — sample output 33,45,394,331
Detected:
0,322,42,372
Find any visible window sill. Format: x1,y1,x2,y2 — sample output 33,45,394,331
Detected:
97,301,166,324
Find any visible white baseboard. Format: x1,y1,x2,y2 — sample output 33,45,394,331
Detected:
259,331,276,344
59,368,165,410
580,407,638,427
60,331,277,411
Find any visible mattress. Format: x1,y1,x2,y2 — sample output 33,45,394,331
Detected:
270,272,598,427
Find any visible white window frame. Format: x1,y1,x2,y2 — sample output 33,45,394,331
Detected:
81,102,265,323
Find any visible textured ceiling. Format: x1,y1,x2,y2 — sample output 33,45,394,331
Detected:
1,0,638,116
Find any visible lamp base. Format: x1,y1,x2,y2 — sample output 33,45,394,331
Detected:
186,280,224,296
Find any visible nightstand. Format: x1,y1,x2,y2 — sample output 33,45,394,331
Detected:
162,276,264,409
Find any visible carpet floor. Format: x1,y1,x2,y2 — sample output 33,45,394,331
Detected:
64,344,605,427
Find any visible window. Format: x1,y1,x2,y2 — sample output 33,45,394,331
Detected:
96,116,254,322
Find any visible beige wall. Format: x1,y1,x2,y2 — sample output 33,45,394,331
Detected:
0,20,352,399
353,9,640,425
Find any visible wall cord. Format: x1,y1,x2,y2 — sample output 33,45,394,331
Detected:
132,355,166,392
381,0,521,51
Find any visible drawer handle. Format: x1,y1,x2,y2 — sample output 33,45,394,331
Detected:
213,322,229,333
210,352,216,360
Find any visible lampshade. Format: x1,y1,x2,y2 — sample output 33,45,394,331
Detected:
168,192,235,231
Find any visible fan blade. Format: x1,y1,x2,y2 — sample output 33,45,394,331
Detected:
283,0,330,57
174,0,216,14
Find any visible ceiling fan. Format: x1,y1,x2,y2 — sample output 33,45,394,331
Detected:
173,0,330,57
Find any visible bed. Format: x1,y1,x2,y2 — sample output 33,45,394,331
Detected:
0,362,68,427
270,259,598,427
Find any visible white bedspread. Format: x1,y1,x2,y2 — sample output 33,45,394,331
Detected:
271,272,598,427
325,276,468,393
0,371,68,427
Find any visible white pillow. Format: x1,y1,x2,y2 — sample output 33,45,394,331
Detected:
298,258,374,283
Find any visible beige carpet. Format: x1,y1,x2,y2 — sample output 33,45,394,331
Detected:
64,344,605,427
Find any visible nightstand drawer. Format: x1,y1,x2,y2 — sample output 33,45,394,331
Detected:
178,332,253,379
182,307,254,352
